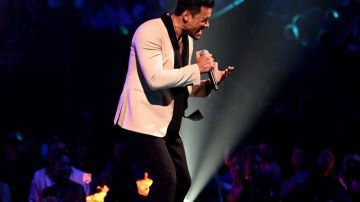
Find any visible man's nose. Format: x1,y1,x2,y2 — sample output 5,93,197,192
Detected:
204,21,210,28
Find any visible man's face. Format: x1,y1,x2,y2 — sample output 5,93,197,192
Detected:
184,6,212,40
54,155,72,182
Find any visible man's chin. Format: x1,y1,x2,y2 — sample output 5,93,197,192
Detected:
189,34,201,40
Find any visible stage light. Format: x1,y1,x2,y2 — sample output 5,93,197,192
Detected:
284,24,300,40
178,1,303,201
325,9,340,20
291,14,305,25
86,185,109,202
212,0,245,19
182,80,266,201
184,198,192,202
119,25,129,35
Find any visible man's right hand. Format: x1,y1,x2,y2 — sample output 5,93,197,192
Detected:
196,51,215,73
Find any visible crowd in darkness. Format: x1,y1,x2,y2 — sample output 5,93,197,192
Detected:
1,0,360,201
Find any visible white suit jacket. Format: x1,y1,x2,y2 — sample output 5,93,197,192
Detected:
114,18,210,137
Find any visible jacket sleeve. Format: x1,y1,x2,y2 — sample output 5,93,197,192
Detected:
133,21,201,90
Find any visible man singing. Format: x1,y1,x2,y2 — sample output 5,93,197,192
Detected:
112,0,234,201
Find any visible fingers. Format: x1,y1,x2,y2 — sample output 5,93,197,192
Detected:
197,50,213,60
225,67,231,76
196,50,213,58
197,51,235,75
224,69,229,77
196,50,216,73
205,60,215,71
202,56,215,72
225,66,234,76
196,51,201,58
222,66,234,78
209,58,215,69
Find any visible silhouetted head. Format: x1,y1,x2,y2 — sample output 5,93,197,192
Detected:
316,149,335,177
341,153,360,182
48,151,73,184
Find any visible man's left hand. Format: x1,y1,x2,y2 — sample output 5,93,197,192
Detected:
214,62,235,85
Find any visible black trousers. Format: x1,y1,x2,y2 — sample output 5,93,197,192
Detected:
108,127,192,202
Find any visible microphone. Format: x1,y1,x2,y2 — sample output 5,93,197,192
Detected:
199,49,219,91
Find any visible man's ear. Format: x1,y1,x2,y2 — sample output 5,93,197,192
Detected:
182,10,191,23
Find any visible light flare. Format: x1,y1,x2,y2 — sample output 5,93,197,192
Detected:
136,172,153,197
86,185,109,202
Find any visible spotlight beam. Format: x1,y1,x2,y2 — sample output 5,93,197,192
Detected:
212,0,246,19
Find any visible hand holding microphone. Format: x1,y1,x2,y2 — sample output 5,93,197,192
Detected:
198,49,219,91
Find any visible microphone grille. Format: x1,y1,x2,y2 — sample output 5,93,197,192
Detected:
199,49,209,55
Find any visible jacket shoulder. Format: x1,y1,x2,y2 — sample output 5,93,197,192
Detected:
134,18,165,37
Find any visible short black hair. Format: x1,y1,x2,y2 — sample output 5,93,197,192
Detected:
175,0,215,16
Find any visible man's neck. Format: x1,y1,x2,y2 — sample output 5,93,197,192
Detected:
170,14,183,40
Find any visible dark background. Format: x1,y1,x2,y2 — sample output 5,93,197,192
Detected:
1,0,360,201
